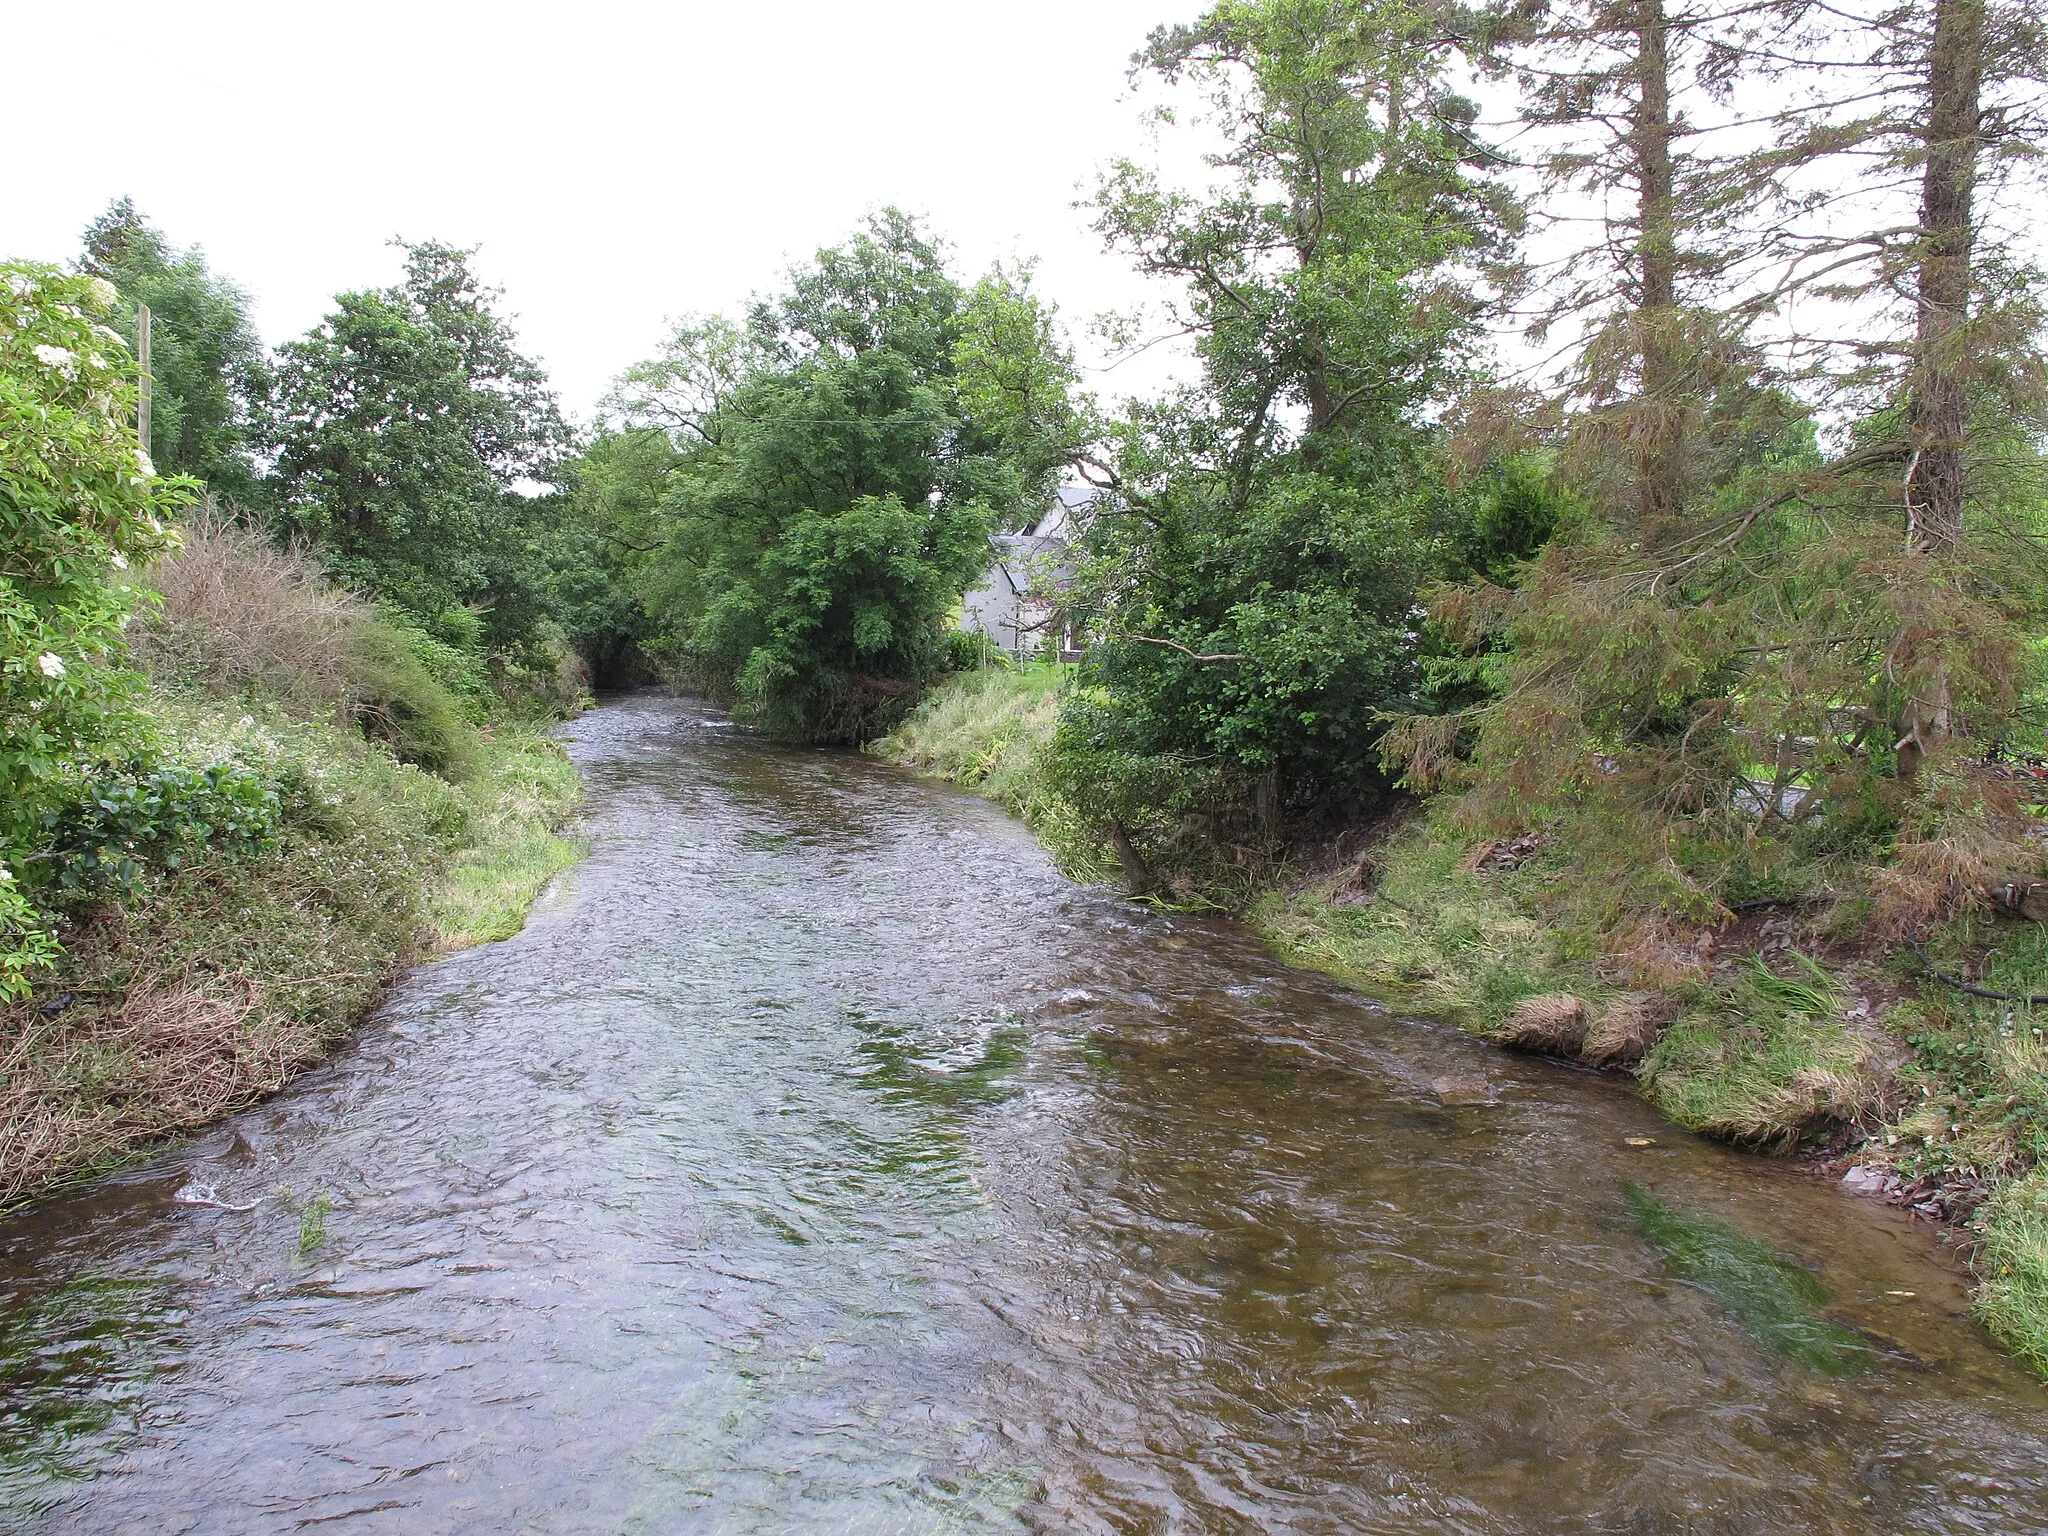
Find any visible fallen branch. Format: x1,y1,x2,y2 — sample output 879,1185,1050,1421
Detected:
1907,940,2048,1006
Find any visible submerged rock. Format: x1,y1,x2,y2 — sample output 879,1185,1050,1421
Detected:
1432,1073,1495,1106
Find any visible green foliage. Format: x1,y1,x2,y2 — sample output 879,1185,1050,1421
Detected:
873,668,1108,880
344,614,484,779
600,212,1081,742
1054,0,1515,884
429,729,582,948
33,756,279,900
80,198,266,502
1641,958,1873,1144
263,242,570,628
1978,1166,2048,1376
296,1192,331,1258
1253,818,1575,1017
1,258,191,994
1624,1183,1870,1373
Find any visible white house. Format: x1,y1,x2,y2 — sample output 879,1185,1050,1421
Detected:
960,487,1089,660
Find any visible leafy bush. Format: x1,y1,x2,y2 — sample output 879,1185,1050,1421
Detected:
346,616,483,779
2,259,191,992
34,756,279,899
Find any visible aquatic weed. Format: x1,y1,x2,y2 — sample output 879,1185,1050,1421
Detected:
1624,1183,1870,1374
296,1191,331,1258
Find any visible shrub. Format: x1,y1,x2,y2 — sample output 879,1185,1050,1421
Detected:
131,510,486,780
345,616,483,779
33,756,279,900
2,260,191,993
129,503,367,717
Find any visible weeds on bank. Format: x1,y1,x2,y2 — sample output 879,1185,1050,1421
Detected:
873,668,1112,884
1977,1169,2048,1375
1642,958,1875,1145
429,731,583,949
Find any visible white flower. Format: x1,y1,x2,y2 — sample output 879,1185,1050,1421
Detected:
33,344,76,374
95,324,124,347
0,865,12,882
135,447,156,476
37,652,66,679
5,275,33,298
85,277,118,311
109,551,128,570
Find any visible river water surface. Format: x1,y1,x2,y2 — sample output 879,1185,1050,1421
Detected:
4,691,2048,1533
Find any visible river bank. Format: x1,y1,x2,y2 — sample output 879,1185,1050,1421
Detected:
874,666,2048,1379
0,699,580,1209
0,514,585,1211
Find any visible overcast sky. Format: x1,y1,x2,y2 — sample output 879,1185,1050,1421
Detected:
6,0,1210,421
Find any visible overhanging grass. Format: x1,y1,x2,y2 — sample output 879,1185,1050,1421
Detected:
430,730,583,950
1978,1167,2048,1375
873,667,1111,882
1251,822,1589,1026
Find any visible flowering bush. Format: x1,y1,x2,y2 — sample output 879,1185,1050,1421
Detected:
2,260,193,987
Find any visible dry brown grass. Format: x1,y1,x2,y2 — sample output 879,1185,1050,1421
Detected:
1582,992,1675,1065
131,503,370,719
0,980,323,1206
1496,993,1590,1055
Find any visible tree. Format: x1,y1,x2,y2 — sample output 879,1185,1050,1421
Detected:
1051,0,1516,883
1394,0,2048,939
603,212,1081,741
263,242,571,637
79,198,266,504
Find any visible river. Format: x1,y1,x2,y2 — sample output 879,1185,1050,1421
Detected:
2,690,2046,1533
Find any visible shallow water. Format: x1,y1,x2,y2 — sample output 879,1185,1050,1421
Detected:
3,691,2046,1534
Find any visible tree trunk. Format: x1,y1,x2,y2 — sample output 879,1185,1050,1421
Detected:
1108,821,1156,897
1905,0,1983,553
1897,0,1982,782
1631,0,1683,528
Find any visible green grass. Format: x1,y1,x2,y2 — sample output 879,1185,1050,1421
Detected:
874,666,1062,814
430,729,583,950
1251,823,1586,1026
1641,956,1875,1145
1978,1167,2048,1375
873,667,1111,882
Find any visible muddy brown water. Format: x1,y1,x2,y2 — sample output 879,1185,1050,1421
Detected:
4,690,2047,1534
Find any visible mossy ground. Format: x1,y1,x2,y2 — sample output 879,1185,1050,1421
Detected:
0,696,582,1208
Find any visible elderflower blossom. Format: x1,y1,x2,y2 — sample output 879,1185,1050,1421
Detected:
37,653,66,679
109,551,128,570
85,276,118,310
33,343,75,374
135,447,155,476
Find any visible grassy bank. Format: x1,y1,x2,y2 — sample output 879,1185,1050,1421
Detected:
0,520,584,1211
876,665,2048,1379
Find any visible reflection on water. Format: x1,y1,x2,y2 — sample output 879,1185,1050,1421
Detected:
0,690,2045,1533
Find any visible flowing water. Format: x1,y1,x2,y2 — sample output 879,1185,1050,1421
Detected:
3,690,2047,1534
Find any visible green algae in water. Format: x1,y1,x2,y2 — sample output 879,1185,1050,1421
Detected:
0,1271,179,1512
1625,1184,1872,1374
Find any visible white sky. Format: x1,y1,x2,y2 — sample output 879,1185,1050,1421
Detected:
4,0,1205,422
